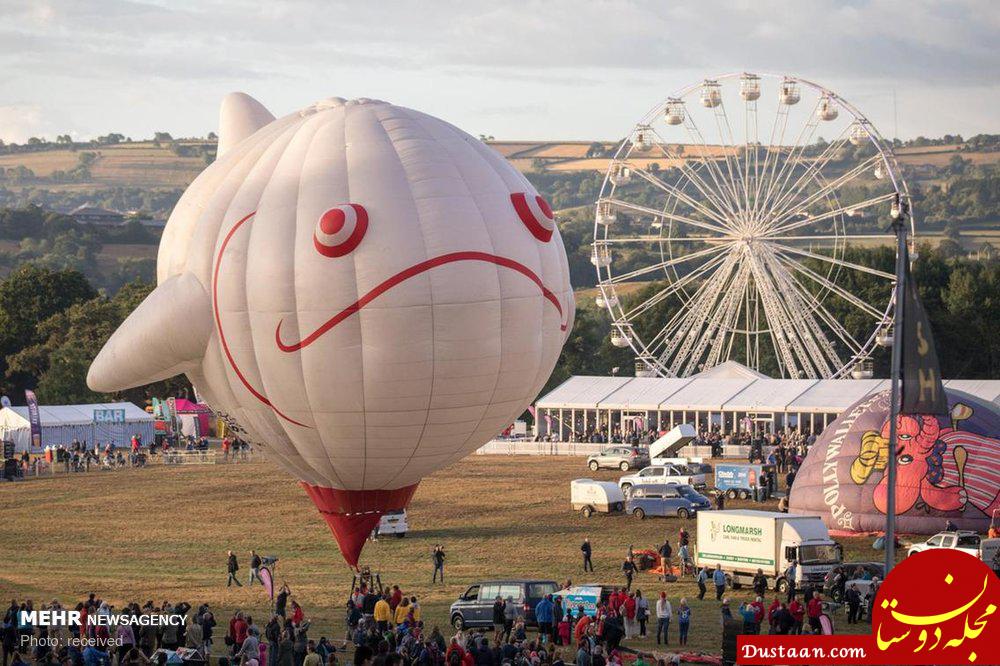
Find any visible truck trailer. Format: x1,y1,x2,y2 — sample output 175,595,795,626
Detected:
696,510,842,593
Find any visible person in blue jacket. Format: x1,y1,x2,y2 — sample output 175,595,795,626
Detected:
534,594,554,642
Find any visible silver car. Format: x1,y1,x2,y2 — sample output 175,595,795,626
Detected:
587,446,649,472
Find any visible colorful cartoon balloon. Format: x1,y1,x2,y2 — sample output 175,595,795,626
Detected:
88,93,574,565
789,389,1000,534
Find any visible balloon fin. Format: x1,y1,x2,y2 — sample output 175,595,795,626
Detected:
301,482,419,568
218,92,275,158
88,273,212,392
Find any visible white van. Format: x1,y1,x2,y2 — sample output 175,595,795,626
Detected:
373,510,408,538
571,479,626,518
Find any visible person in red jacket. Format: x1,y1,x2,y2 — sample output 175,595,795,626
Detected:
230,611,248,652
290,600,304,626
767,597,782,633
788,596,805,635
389,585,403,612
806,591,824,633
444,638,464,665
574,613,591,643
750,597,765,633
622,592,637,638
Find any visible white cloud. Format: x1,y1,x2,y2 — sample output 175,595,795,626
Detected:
0,104,47,143
0,0,996,141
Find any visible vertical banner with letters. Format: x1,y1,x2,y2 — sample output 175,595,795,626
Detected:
24,390,42,451
900,250,948,415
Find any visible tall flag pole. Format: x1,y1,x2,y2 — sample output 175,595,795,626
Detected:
884,196,907,575
884,194,949,575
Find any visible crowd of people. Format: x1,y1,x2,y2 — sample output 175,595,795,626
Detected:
12,434,255,477
346,580,688,666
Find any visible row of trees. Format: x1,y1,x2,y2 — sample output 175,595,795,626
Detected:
0,242,991,409
0,207,158,292
0,265,187,405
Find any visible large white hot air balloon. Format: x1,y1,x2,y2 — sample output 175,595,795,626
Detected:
88,93,574,566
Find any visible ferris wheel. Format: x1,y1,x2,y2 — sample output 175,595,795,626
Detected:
592,73,913,380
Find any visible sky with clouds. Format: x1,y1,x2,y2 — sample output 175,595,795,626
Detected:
0,0,998,143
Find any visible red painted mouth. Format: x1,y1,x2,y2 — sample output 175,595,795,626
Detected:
214,212,566,427
275,250,567,352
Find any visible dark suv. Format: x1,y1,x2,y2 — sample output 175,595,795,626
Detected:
449,579,558,629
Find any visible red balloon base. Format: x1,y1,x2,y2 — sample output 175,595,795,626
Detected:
301,482,419,568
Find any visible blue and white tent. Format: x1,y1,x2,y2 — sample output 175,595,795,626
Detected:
0,401,153,452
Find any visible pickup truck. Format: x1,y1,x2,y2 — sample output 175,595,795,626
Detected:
908,531,1000,571
619,464,707,493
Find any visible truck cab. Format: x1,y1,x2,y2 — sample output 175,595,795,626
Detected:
780,539,844,592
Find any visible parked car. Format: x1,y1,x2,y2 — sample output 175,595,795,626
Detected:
823,562,883,603
449,579,558,629
618,464,707,493
625,484,705,520
587,446,649,472
571,479,626,518
372,509,408,538
908,530,1000,569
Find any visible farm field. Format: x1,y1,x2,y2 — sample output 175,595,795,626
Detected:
0,455,886,660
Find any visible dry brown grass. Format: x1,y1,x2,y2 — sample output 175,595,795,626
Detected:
0,455,879,657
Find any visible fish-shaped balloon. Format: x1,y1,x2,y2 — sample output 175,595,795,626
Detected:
88,93,574,566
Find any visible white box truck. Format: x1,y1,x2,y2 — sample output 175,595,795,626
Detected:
696,510,842,593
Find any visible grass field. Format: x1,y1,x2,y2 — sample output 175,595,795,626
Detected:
0,455,883,660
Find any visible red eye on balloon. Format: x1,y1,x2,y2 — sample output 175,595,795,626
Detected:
511,192,554,242
314,204,368,257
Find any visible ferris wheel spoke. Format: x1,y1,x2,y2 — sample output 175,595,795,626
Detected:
620,251,731,321
664,257,740,375
605,242,730,284
779,268,856,366
647,128,740,222
775,253,885,318
768,127,853,220
707,273,747,368
600,236,725,245
631,166,731,226
769,242,894,279
769,155,883,228
767,192,897,237
685,263,750,375
745,253,807,376
741,95,760,218
604,198,733,237
710,100,752,215
756,98,825,231
802,291,865,356
767,234,895,242
750,107,788,221
761,252,840,374
675,118,744,216
752,95,802,225
655,255,736,366
759,255,828,377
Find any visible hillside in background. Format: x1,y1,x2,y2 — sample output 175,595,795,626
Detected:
0,132,998,293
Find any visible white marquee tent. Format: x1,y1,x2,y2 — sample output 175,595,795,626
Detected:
534,361,1000,440
0,402,154,452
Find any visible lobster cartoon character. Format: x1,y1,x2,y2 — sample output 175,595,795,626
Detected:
851,406,1000,518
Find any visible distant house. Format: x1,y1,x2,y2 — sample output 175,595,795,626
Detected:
70,205,125,226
